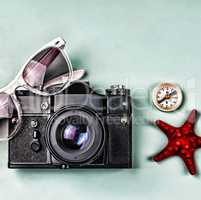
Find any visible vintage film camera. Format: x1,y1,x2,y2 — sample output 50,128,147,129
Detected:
8,82,132,168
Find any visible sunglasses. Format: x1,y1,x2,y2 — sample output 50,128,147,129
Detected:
0,37,85,141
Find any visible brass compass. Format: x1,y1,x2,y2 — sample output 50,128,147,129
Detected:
152,83,183,112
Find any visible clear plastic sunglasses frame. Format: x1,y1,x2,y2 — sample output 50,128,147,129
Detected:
0,37,85,141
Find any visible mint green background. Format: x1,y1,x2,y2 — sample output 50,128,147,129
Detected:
1,1,201,199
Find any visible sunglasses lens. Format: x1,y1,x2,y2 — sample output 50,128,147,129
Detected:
23,47,72,94
0,93,20,140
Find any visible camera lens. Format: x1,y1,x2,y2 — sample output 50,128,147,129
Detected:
59,116,90,150
46,106,105,164
62,125,88,150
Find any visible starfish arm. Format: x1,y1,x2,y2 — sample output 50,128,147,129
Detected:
156,120,175,138
180,154,196,175
182,110,197,134
196,136,201,147
153,145,177,162
186,109,197,125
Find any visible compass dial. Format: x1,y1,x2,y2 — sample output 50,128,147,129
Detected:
152,83,183,112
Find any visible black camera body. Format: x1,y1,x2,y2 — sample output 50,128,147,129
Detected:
8,82,132,168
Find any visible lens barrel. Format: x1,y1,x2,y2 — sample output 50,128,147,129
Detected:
46,106,105,164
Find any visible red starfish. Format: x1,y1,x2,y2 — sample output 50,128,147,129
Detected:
153,109,201,175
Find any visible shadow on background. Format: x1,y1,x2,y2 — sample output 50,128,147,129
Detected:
132,87,150,169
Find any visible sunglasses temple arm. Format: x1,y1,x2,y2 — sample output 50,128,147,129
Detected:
11,94,22,117
43,69,85,89
0,93,22,140
4,94,22,140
